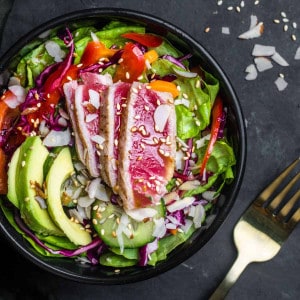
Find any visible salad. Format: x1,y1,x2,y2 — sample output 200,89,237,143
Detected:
0,20,236,268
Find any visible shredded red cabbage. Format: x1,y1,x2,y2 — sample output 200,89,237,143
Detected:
14,210,102,262
161,54,186,69
138,238,158,266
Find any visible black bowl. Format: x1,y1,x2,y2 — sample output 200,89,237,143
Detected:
0,8,246,284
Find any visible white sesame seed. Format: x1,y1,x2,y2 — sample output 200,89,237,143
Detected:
227,6,233,11
282,18,289,23
204,27,210,33
240,1,245,8
284,24,289,32
217,0,223,6
291,34,297,41
292,22,297,29
273,19,280,24
281,12,287,18
101,229,105,235
236,6,241,13
254,0,259,5
279,73,285,78
125,72,130,79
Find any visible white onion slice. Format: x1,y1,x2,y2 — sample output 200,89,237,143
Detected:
125,207,157,222
254,57,273,72
43,128,71,147
202,190,218,201
85,113,98,123
175,150,185,171
88,89,100,109
193,204,205,228
152,217,167,238
238,22,264,39
174,98,190,108
179,180,201,191
274,77,288,91
245,64,258,81
45,41,65,62
167,197,195,213
90,135,105,145
153,104,171,132
195,134,211,149
173,68,198,78
163,191,179,204
252,44,276,57
77,196,95,208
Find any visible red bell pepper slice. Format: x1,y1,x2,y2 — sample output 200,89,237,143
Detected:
122,32,163,48
113,42,145,83
80,41,118,66
199,96,223,178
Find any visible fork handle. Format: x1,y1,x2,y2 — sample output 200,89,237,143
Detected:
209,254,251,300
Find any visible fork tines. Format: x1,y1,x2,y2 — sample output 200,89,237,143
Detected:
254,157,300,227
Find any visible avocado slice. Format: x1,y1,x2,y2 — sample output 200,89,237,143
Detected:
46,147,92,246
7,146,21,208
17,136,64,236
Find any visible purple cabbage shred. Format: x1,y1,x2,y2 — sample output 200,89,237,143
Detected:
138,238,158,266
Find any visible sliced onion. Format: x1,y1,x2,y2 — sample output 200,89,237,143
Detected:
85,113,98,123
179,180,201,191
153,104,171,132
195,134,211,149
42,128,71,147
238,22,264,39
254,57,273,72
167,196,195,213
193,204,205,228
245,64,258,81
88,89,100,109
175,150,185,171
173,68,197,78
180,218,193,233
252,44,276,57
125,207,157,222
90,135,105,145
45,40,65,62
271,52,289,66
77,196,95,208
202,190,218,201
174,98,190,108
152,217,167,238
163,191,179,204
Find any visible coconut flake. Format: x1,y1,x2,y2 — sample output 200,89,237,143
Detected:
252,44,276,57
274,76,288,91
245,64,258,80
238,22,264,39
271,52,289,66
294,46,300,60
43,128,71,147
254,57,273,72
153,104,171,132
125,207,157,222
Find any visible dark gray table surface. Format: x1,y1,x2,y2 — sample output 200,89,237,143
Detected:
0,0,299,299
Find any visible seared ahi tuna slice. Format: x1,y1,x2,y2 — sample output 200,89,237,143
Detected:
99,82,131,191
72,73,112,177
118,82,176,210
63,80,85,163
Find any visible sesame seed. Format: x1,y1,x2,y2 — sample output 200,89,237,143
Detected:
137,156,142,161
134,115,141,120
101,229,105,235
279,73,285,78
292,22,297,29
116,103,121,110
292,34,297,41
77,63,83,68
112,231,117,237
183,93,189,99
204,27,210,33
227,6,233,11
125,72,130,79
114,139,119,146
132,87,138,93
118,58,124,64
281,12,287,18
195,80,201,88
24,197,30,202
273,19,280,24
21,161,26,167
236,6,241,13
240,1,245,8
144,105,149,111
92,218,97,225
116,217,120,224
254,0,259,5
282,18,289,23
108,213,115,219
34,93,39,100
159,148,165,155
114,269,120,274
146,181,152,188
284,24,288,32
131,126,138,132
67,76,73,81
153,137,159,144
121,103,127,108
176,85,181,91
217,0,223,6
157,99,161,106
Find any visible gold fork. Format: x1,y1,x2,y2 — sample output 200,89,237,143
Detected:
209,157,300,300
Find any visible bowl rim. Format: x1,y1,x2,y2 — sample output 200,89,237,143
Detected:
0,7,247,284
